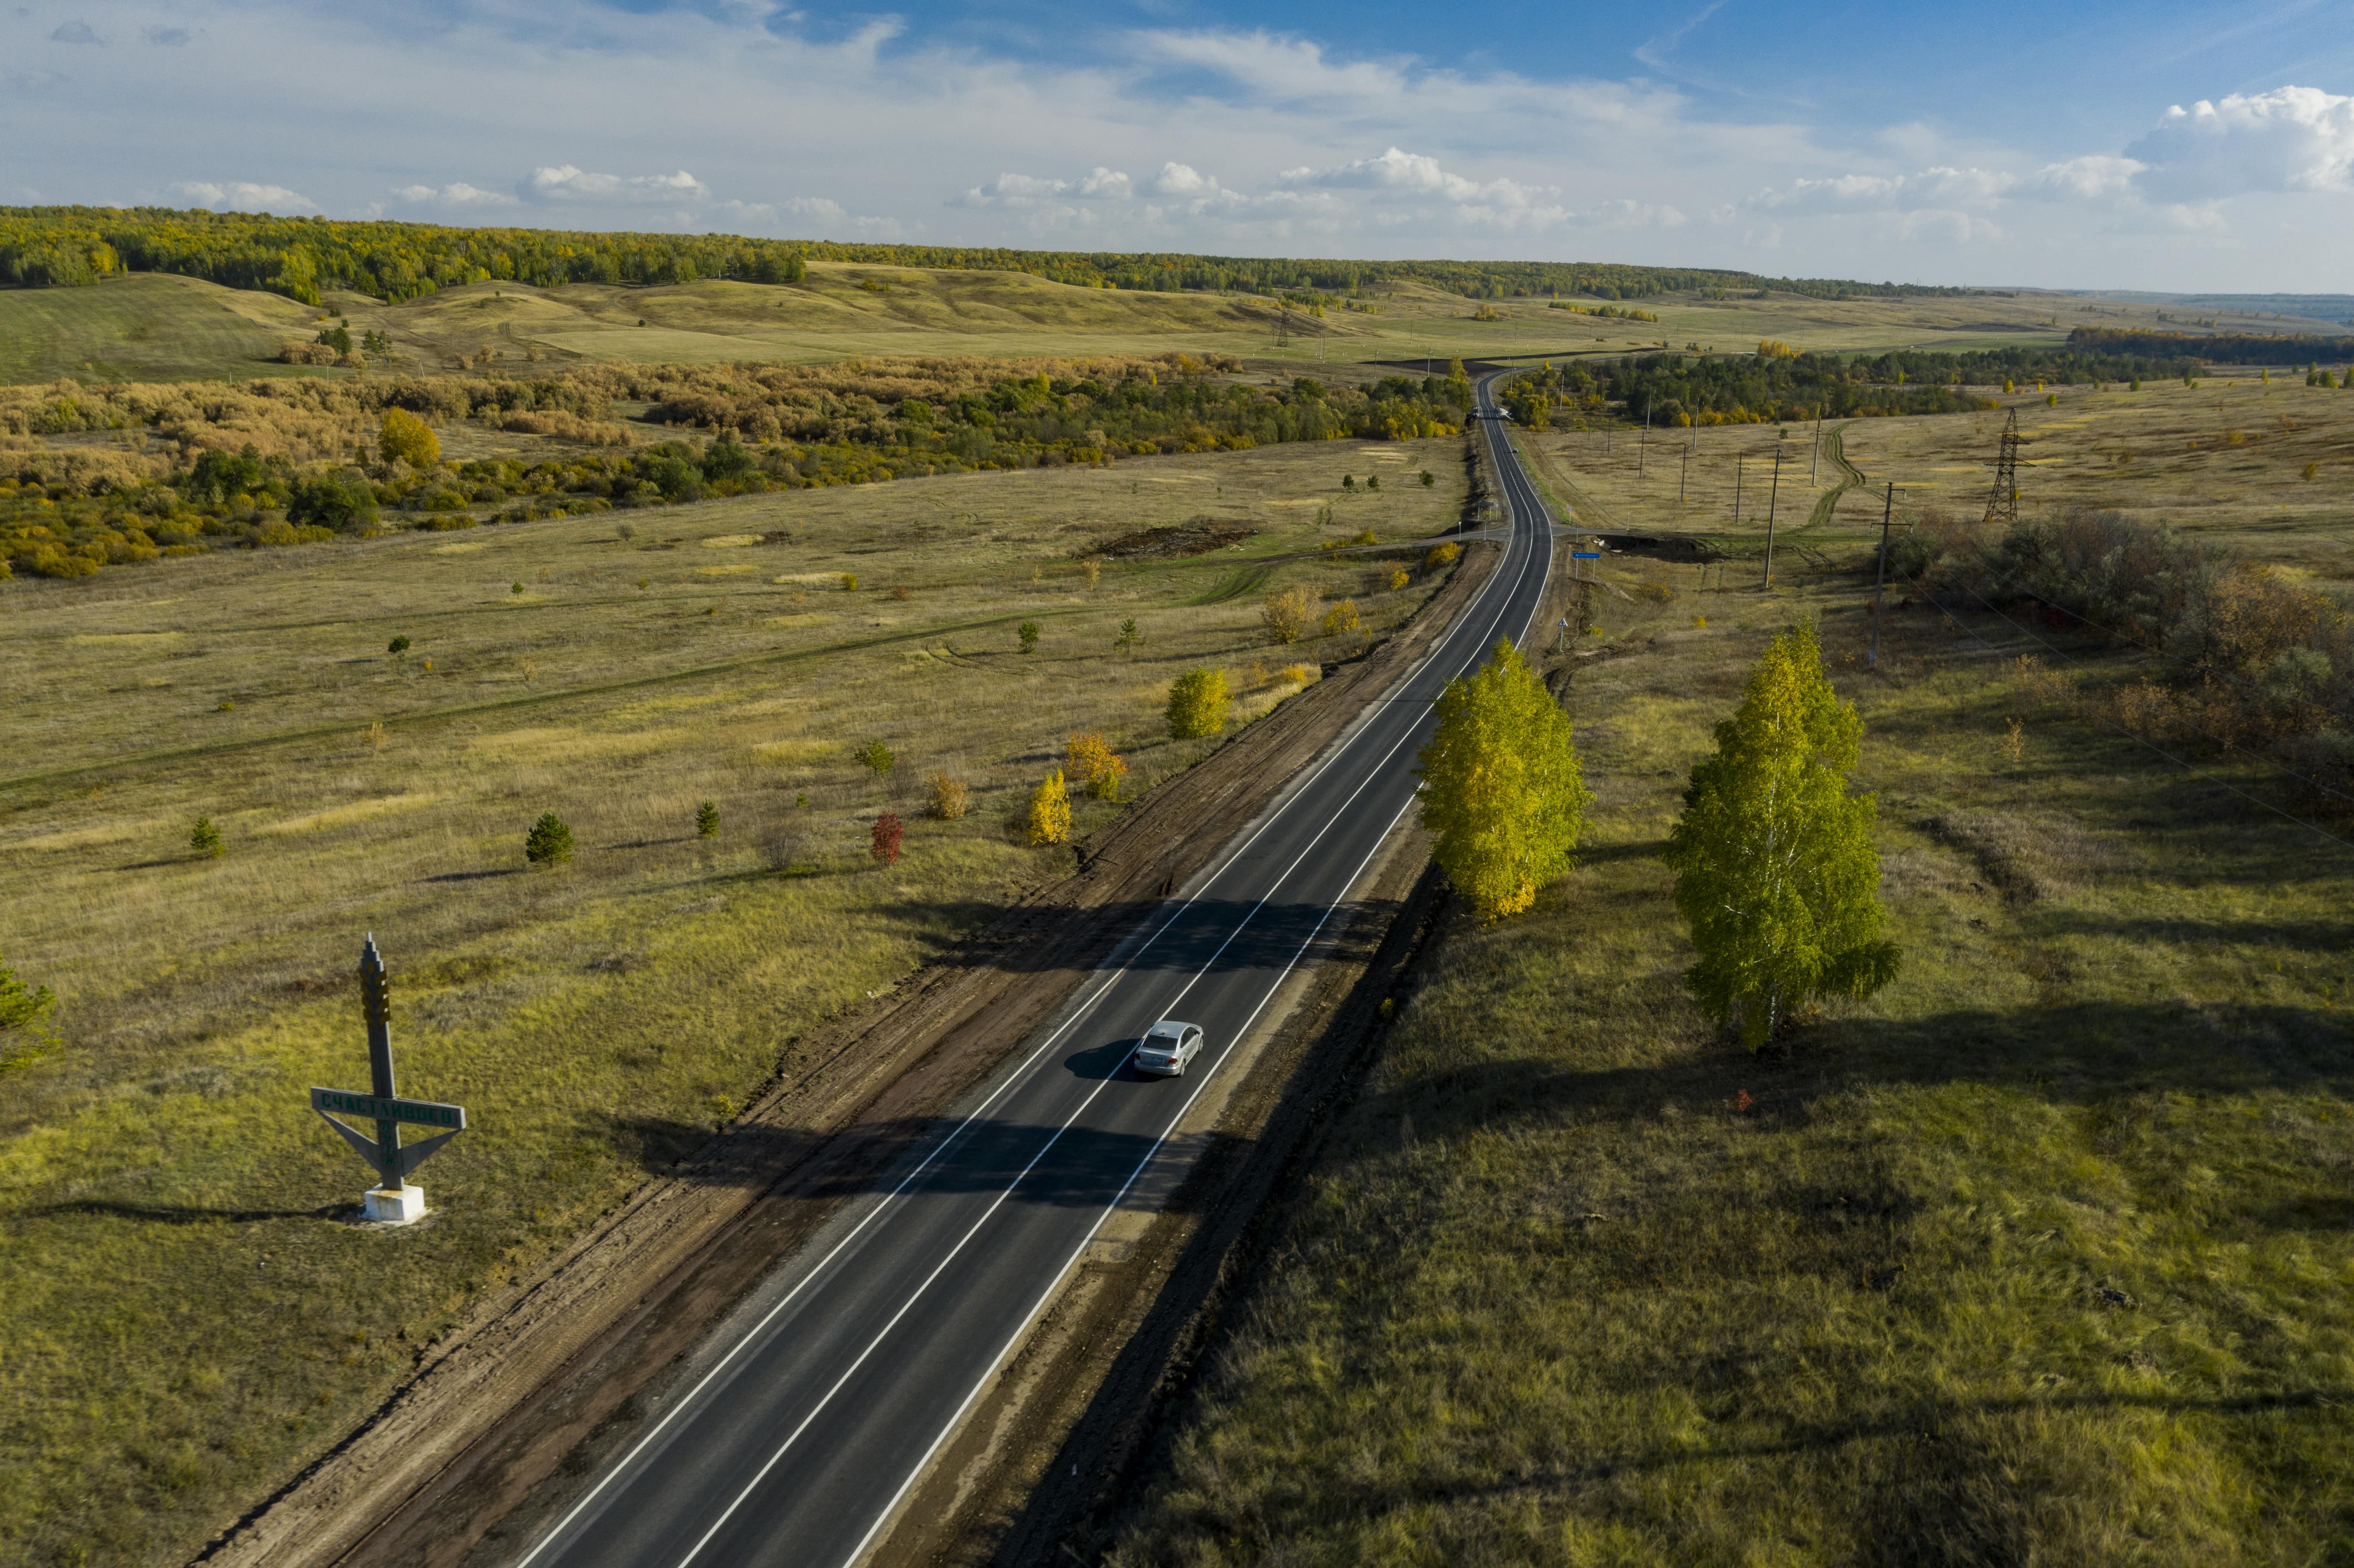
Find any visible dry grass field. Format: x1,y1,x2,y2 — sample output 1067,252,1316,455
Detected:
1101,395,2354,1565
1,263,2279,389
1518,376,2354,583
0,435,1463,1567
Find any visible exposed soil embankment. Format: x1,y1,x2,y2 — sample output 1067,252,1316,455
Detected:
196,544,1500,1568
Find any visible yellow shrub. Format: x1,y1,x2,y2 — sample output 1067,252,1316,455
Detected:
1322,598,1362,636
925,772,969,820
1262,583,1322,645
1423,542,1460,572
1065,731,1129,800
378,408,439,468
1026,768,1071,845
1386,566,1411,591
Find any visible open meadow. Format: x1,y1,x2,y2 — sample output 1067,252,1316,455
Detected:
1100,383,2354,1564
0,434,1464,1567
1,262,2288,389
1517,375,2354,583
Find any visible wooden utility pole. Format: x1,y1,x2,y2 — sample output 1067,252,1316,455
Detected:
1811,410,1822,483
1761,450,1783,587
1679,445,1688,501
1733,455,1743,526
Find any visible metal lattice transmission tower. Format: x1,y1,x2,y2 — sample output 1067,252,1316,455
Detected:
1983,406,2021,526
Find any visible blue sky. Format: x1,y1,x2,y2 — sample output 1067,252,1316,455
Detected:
5,0,2352,289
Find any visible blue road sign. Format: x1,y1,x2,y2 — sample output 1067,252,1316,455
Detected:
1570,551,1601,559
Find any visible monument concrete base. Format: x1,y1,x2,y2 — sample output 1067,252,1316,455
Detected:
363,1185,427,1225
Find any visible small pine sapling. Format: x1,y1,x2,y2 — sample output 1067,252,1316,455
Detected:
525,811,574,867
1018,620,1042,654
1420,470,1435,486
871,812,904,865
697,800,719,838
854,740,896,776
1115,617,1140,653
387,635,411,658
1026,770,1071,846
0,950,58,1074
189,817,224,859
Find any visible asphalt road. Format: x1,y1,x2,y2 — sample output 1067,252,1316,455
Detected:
511,374,1558,1568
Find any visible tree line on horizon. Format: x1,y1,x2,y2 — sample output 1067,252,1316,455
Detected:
0,204,1977,309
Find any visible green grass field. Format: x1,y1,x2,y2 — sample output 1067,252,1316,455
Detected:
0,274,323,385
1105,548,2354,1567
0,435,1462,1567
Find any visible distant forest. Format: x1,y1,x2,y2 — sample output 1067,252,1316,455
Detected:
0,205,1975,308
2067,327,2354,365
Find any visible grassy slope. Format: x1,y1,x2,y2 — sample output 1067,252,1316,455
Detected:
0,437,1458,1566
0,273,319,385
1106,416,2354,1564
7,263,2248,388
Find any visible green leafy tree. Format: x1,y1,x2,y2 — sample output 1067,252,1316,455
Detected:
525,811,574,867
189,817,223,859
1663,623,1899,1048
0,950,59,1073
854,739,895,775
1414,638,1591,920
1166,668,1230,738
387,635,411,657
697,800,719,838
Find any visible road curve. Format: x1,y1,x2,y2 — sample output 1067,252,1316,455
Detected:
510,373,1557,1568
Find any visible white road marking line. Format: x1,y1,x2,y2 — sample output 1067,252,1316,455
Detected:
524,376,1548,1568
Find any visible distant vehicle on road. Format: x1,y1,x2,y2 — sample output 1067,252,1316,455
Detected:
1132,1020,1205,1076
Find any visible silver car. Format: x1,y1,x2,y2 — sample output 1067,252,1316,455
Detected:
1132,1020,1205,1077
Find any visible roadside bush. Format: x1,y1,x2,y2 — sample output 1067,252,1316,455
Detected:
1424,541,1460,572
524,811,573,867
1026,770,1071,846
1386,566,1411,591
1065,731,1129,800
1262,583,1321,645
1166,668,1230,739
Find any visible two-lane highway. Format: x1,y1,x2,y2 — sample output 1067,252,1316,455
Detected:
513,372,1559,1568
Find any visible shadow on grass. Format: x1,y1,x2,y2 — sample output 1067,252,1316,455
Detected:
421,868,523,883
21,1199,349,1224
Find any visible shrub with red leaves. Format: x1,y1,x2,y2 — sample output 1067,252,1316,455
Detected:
870,812,904,865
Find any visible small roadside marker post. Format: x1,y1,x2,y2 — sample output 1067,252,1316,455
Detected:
310,935,469,1226
1556,616,1570,652
1870,480,1894,668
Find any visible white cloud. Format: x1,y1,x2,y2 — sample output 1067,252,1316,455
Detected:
395,182,516,206
1152,162,1219,198
143,25,195,47
2127,87,2354,201
50,20,100,44
526,165,709,202
174,180,318,212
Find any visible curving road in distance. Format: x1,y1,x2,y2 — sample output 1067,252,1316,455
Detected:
510,371,1558,1568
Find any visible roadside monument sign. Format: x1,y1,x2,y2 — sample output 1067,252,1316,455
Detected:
309,935,468,1225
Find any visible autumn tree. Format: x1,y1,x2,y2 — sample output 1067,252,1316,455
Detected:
1065,731,1128,800
1662,623,1899,1048
379,408,439,468
1166,668,1230,738
0,950,58,1073
1026,769,1071,845
1262,583,1320,645
1414,638,1591,920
